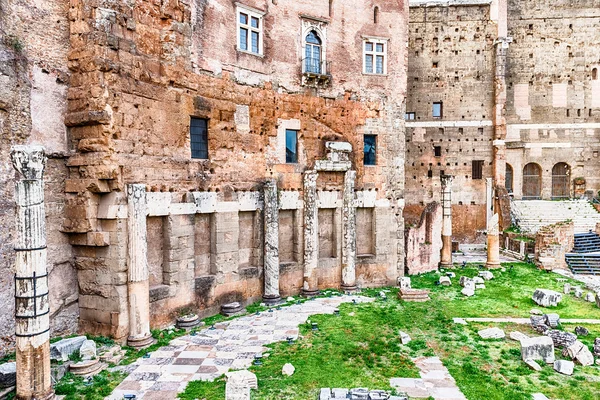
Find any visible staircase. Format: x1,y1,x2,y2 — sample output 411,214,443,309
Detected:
565,232,600,275
512,200,600,234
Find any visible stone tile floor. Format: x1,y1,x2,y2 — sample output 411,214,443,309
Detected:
108,295,374,400
390,357,467,400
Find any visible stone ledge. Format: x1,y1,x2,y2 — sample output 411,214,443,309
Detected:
150,284,171,303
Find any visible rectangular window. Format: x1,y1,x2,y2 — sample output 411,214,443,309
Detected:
363,39,387,75
190,117,208,159
364,135,377,165
433,102,443,118
237,7,263,55
434,146,441,157
472,160,484,180
405,112,416,120
285,129,298,163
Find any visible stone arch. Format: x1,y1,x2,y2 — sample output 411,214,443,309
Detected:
551,162,571,199
522,163,542,199
374,6,380,24
505,163,513,194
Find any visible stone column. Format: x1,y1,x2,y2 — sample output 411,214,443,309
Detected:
263,179,281,304
341,170,357,292
486,213,501,269
302,171,320,296
439,175,454,268
126,184,153,348
11,146,54,400
486,178,493,230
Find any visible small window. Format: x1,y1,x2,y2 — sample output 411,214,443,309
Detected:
472,160,484,180
190,117,208,159
405,112,416,120
364,39,387,75
285,129,298,163
432,62,438,68
374,6,379,24
432,102,443,118
427,170,433,178
237,7,263,55
434,146,441,157
364,135,377,165
593,68,598,80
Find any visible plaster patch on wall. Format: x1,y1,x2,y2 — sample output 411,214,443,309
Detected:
412,127,425,142
235,105,250,133
592,80,600,108
552,84,567,108
514,84,531,120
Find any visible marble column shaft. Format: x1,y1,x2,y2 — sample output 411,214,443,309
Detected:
341,170,357,291
440,175,453,268
127,184,153,348
302,171,319,296
486,213,501,269
263,179,281,304
11,146,54,400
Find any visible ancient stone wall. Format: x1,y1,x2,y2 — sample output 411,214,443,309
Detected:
0,0,76,356
535,220,574,271
505,0,600,200
63,0,407,340
405,201,442,274
405,2,495,243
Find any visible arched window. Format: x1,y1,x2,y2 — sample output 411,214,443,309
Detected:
552,162,571,199
305,31,322,74
374,6,379,24
593,68,598,80
505,163,513,194
522,163,542,199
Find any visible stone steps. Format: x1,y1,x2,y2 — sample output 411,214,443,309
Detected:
512,200,600,234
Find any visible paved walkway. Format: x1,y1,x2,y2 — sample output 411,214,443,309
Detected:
390,357,467,400
108,295,373,400
454,317,600,324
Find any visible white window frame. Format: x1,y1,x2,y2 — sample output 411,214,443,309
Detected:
363,38,388,75
236,4,264,56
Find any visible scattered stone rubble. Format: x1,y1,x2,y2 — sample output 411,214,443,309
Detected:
0,362,16,389
553,360,574,375
520,336,555,364
532,289,562,307
545,330,577,349
282,363,295,376
225,370,257,400
478,327,505,339
319,388,406,400
438,276,451,286
565,341,595,366
399,331,411,345
50,336,87,361
398,289,430,302
509,331,529,342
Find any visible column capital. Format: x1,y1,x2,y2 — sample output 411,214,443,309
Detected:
11,145,46,180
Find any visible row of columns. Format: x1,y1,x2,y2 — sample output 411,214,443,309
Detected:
263,170,358,302
438,175,501,269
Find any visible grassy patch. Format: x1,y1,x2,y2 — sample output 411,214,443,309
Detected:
54,370,127,400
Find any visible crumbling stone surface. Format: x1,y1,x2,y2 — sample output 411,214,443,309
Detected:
50,336,87,361
532,289,562,307
0,362,16,388
546,330,577,349
553,360,574,376
521,336,555,364
565,340,595,366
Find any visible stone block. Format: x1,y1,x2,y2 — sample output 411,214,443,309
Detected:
563,283,571,294
282,363,295,376
532,393,550,400
546,330,577,349
399,331,411,345
544,313,560,328
524,359,542,371
479,271,494,280
566,340,595,366
509,331,529,342
478,327,505,339
594,338,600,357
553,360,574,375
585,292,596,302
320,388,332,400
398,277,411,289
350,388,370,400
50,336,87,361
0,362,16,388
575,326,589,336
532,289,562,307
521,336,555,364
438,276,451,286
473,277,485,284
368,390,389,400
80,340,97,360
461,288,475,297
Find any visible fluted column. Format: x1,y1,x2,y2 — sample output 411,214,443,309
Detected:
302,171,319,296
341,170,357,292
126,184,153,348
263,179,281,304
439,175,454,268
11,146,54,400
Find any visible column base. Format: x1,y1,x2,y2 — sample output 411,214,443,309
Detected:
302,288,320,298
439,262,454,269
127,333,155,348
341,284,358,294
262,294,282,305
17,390,56,400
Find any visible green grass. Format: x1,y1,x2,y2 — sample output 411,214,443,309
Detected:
178,263,600,400
54,370,127,400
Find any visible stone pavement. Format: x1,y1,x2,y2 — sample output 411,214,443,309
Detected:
108,295,373,400
390,357,467,400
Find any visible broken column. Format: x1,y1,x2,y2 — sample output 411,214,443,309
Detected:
439,175,453,268
263,179,281,304
302,170,320,296
486,213,501,269
341,170,357,292
126,184,153,348
11,145,54,400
